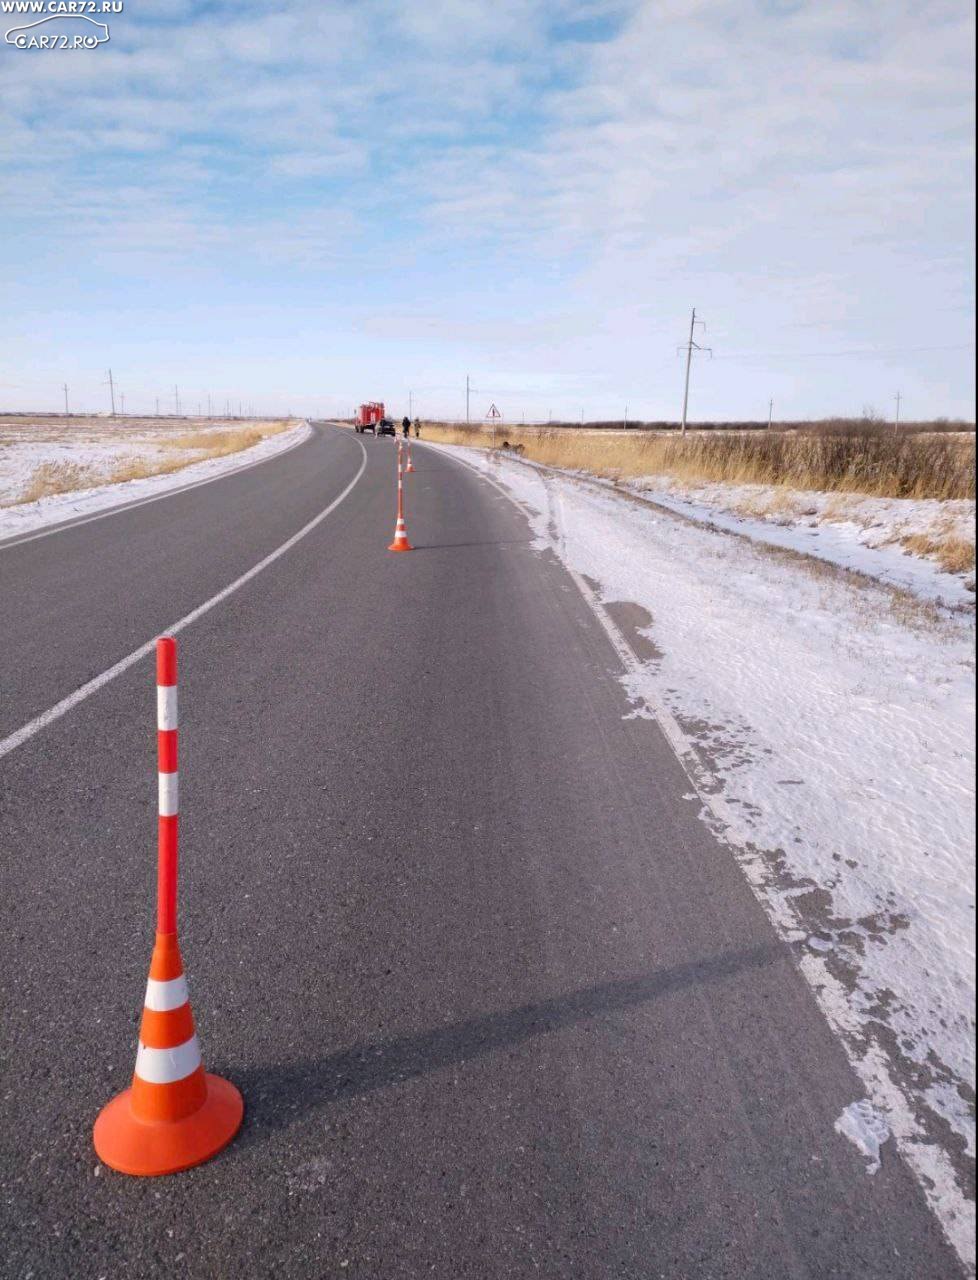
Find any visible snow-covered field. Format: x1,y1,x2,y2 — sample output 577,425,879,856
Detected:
0,417,310,541
430,440,976,1267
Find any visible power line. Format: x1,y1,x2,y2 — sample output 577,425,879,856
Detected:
711,342,974,361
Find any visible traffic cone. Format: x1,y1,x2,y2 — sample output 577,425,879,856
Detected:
405,439,415,473
388,441,413,552
93,638,243,1176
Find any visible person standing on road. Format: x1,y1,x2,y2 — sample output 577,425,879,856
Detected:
414,419,421,438
401,416,411,437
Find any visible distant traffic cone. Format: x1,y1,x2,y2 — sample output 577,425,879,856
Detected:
93,638,243,1176
405,439,415,473
388,441,414,551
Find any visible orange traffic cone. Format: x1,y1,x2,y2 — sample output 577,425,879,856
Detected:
93,638,243,1176
388,441,413,552
405,439,415,473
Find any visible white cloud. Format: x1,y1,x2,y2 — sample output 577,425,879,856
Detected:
0,0,973,418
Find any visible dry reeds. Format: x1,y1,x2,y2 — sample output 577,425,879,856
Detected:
423,423,975,501
901,533,976,575
18,461,103,504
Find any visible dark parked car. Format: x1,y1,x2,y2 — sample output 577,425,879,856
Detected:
377,418,396,437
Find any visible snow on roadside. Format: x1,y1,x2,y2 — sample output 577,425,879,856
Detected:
0,420,311,541
429,441,976,1265
618,475,975,610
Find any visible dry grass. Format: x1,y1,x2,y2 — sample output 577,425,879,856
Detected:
18,461,103,503
901,533,977,575
159,425,283,455
421,422,975,501
9,420,291,505
729,489,802,522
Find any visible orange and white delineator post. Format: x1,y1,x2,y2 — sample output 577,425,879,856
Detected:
388,440,414,552
405,438,415,473
93,637,243,1176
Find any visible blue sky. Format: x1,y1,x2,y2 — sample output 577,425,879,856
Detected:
1,0,974,421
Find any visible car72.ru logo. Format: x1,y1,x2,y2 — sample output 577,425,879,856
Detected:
4,13,111,48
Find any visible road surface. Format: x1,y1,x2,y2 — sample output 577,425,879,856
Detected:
0,423,964,1277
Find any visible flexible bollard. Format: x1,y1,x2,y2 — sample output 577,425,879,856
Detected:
93,637,243,1176
406,438,415,473
388,439,414,551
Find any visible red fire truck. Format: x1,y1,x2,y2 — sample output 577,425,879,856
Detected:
355,402,384,433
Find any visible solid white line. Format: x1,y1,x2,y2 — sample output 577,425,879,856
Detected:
0,421,312,551
135,1034,201,1084
157,686,177,731
144,974,189,1012
0,436,367,762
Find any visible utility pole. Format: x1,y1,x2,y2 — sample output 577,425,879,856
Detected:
678,308,712,436
768,398,773,429
207,393,212,418
623,405,628,430
894,391,902,431
106,368,116,416
466,375,470,425
409,390,413,418
120,393,125,415
174,385,180,416
63,383,69,416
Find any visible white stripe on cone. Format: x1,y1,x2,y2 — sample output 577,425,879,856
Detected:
135,1035,202,1084
158,772,179,816
157,686,178,730
144,974,189,1012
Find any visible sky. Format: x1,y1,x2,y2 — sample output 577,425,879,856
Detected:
1,0,975,422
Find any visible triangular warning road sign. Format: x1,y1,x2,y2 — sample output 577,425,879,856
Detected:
486,403,502,419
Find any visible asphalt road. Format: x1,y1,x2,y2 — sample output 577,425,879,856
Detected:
0,423,964,1278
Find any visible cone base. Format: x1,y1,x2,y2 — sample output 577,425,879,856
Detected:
388,540,414,551
94,1073,243,1176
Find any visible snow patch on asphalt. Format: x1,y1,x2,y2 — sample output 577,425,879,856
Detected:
0,420,311,542
427,441,976,1267
836,1099,892,1174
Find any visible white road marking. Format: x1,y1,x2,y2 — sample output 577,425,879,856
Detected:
0,436,367,761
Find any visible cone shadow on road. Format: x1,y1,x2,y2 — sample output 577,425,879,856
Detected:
407,537,537,551
233,943,781,1137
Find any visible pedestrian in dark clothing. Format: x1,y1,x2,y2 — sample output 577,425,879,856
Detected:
401,416,410,436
